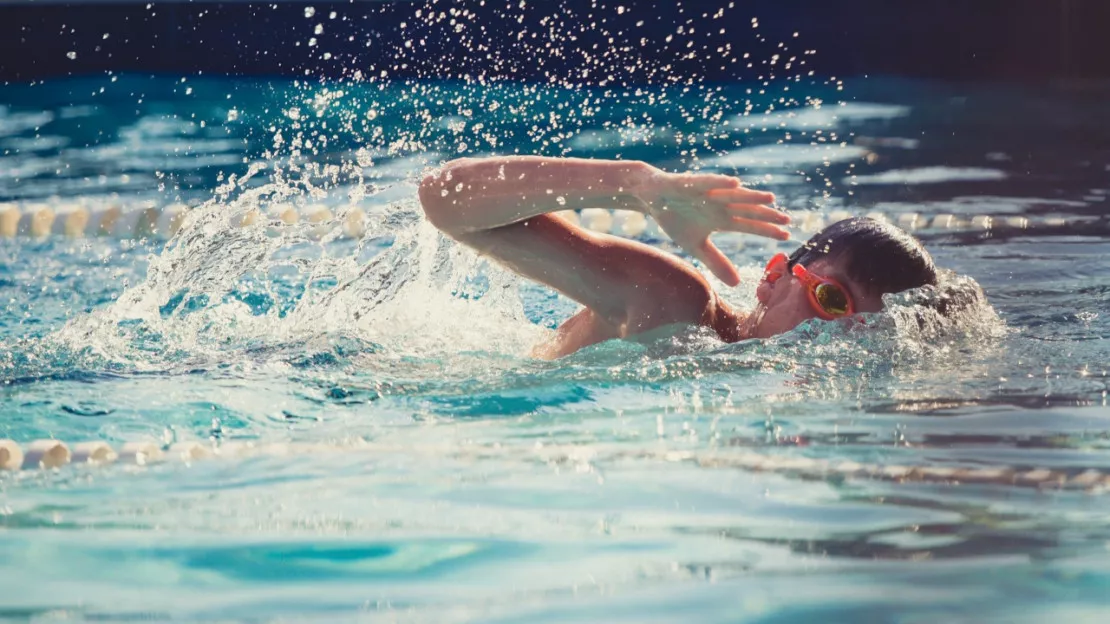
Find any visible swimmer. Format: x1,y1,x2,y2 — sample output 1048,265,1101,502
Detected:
420,156,939,358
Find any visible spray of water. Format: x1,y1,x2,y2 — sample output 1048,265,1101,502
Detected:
25,1,1002,389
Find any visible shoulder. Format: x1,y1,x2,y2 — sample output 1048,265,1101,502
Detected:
621,258,727,335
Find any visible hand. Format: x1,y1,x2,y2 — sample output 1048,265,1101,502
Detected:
631,167,790,286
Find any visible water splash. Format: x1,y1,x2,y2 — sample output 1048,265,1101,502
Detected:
14,3,867,379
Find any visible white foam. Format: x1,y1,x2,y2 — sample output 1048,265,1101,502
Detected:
850,167,1007,185
156,203,189,239
707,144,869,169
744,102,911,131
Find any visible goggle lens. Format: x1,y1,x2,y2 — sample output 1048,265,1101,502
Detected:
814,283,850,316
791,263,856,320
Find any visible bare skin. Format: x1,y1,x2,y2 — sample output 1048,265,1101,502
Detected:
418,156,884,358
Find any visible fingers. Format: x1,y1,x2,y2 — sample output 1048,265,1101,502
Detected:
706,187,777,206
728,216,791,240
725,203,791,225
696,238,741,286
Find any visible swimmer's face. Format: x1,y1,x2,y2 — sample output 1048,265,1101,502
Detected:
748,256,885,338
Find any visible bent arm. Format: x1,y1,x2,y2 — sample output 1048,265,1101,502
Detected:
418,156,717,331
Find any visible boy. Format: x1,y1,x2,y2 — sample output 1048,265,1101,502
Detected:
419,156,938,358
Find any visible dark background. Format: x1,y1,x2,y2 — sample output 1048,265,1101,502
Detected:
1,0,1109,84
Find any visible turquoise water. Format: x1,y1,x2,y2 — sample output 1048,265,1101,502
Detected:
1,70,1110,622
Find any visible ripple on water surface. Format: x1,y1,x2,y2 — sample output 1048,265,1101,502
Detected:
1,69,1110,621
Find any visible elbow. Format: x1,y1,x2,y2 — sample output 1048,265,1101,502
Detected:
419,159,479,236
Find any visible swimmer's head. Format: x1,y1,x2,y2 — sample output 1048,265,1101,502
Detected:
748,217,938,337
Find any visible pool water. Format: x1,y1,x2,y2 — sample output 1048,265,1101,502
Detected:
2,68,1110,621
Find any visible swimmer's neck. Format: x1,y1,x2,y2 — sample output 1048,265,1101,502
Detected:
709,295,757,343
533,297,754,359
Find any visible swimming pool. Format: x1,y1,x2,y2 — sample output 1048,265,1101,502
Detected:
2,57,1110,624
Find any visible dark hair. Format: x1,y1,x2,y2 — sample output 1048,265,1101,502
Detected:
787,217,938,297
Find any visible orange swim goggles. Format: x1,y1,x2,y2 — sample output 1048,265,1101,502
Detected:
763,253,856,320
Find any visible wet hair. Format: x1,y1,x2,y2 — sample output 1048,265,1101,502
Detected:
787,217,938,297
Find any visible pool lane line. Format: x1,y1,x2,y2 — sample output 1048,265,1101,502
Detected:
0,199,1100,242
0,201,372,241
1,438,1107,493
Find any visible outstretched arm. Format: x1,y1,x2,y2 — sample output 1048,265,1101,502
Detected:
419,156,788,333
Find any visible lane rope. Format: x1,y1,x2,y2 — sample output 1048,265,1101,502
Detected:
0,200,1102,241
1,438,1106,492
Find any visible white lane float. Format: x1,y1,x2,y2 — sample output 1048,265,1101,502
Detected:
895,212,921,231
0,203,20,237
18,204,55,238
113,203,160,239
1,438,1107,493
50,202,91,238
930,213,955,229
303,204,335,239
579,208,613,234
89,202,123,236
268,203,299,225
71,441,118,465
0,439,23,470
168,441,213,462
0,202,1097,243
21,440,71,470
237,208,263,228
118,442,164,466
340,206,367,239
970,214,993,230
615,210,647,237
